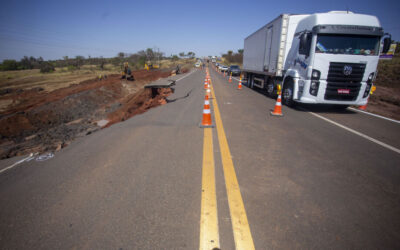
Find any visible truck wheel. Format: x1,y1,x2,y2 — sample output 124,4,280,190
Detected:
248,74,254,89
282,78,295,107
266,81,275,98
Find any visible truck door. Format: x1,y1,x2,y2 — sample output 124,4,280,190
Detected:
264,27,273,72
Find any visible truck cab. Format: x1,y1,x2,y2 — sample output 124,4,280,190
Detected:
282,11,389,107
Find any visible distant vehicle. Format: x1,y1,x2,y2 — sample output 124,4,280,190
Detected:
243,11,391,107
228,65,241,76
218,65,228,72
215,63,220,67
195,62,201,68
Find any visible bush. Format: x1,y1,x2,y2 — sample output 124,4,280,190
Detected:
67,65,77,71
40,62,55,73
1,60,19,71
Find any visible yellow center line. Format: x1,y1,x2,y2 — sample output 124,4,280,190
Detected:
210,76,256,250
199,127,220,250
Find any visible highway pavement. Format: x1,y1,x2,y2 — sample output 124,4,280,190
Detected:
1,66,399,249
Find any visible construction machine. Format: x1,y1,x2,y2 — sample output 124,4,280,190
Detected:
144,62,160,71
121,62,134,81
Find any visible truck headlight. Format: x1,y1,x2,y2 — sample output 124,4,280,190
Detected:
311,69,321,80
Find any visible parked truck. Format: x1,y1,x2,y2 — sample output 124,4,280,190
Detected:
242,11,391,107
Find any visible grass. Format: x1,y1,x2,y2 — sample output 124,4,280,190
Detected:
0,64,119,92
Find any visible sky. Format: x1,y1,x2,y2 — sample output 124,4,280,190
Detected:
0,0,399,62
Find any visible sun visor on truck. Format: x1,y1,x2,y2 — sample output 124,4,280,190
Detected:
312,25,384,36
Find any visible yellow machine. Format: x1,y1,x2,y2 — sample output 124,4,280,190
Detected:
121,62,134,81
144,61,160,71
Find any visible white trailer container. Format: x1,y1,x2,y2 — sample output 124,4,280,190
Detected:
243,14,308,77
243,11,391,107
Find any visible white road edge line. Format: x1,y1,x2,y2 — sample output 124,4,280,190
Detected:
307,110,400,155
0,153,37,175
348,107,400,125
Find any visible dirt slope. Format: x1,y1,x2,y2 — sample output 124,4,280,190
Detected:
0,69,180,159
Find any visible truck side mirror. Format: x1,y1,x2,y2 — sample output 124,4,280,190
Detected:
299,33,307,51
382,37,391,54
299,33,311,58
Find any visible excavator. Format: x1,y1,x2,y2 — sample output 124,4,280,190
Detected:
121,62,134,81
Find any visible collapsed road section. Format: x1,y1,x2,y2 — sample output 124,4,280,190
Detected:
0,68,188,159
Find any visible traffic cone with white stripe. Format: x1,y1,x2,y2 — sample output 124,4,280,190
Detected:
270,94,283,116
204,78,208,90
199,94,214,128
359,98,368,110
238,76,242,90
229,72,232,83
207,79,212,99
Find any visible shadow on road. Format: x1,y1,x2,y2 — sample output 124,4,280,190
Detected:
241,82,358,115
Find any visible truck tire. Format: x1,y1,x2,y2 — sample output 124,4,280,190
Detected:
282,78,295,107
248,74,254,89
266,80,275,98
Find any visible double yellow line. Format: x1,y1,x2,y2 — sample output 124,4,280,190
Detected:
200,76,255,250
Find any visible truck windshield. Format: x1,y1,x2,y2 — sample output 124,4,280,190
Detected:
316,34,380,55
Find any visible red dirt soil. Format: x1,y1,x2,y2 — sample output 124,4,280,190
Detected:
0,68,176,159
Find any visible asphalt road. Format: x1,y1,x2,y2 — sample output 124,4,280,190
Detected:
1,66,399,249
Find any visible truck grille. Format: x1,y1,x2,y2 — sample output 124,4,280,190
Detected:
324,62,365,101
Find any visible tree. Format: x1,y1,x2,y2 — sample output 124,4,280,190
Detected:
187,51,195,58
146,48,155,62
74,56,85,69
118,52,125,59
20,56,33,69
40,62,55,73
171,55,179,61
0,60,19,70
238,49,244,54
179,52,185,58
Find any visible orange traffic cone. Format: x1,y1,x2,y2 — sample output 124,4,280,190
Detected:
359,98,368,110
204,78,208,90
207,79,212,98
224,71,226,77
229,73,232,83
238,76,242,90
270,94,283,116
199,94,214,128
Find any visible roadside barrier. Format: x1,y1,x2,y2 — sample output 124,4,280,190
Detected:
200,94,214,128
238,76,242,90
229,72,232,83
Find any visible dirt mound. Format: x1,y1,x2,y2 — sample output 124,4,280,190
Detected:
0,69,176,159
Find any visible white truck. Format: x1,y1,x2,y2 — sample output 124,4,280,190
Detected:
243,11,391,107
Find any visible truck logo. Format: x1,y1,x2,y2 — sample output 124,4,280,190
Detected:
343,65,352,76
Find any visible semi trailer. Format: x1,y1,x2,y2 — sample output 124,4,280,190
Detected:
242,11,391,107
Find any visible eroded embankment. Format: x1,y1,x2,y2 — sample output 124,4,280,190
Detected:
0,69,180,159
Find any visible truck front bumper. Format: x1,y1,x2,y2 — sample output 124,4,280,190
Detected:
295,79,369,106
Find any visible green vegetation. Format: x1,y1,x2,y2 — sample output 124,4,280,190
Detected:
0,48,191,73
375,55,400,88
221,49,243,66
